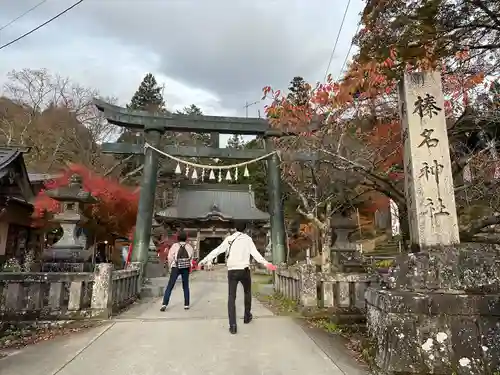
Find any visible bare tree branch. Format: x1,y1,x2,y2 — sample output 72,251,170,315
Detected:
119,164,144,183
104,154,135,177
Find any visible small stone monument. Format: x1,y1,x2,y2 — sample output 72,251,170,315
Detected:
41,174,97,272
365,71,500,375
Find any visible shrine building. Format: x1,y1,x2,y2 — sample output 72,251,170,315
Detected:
155,183,269,263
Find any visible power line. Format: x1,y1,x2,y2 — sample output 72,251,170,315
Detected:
0,0,84,51
0,0,49,32
323,0,352,82
339,23,361,78
243,100,259,118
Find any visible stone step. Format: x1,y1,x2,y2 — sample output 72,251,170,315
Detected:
369,251,400,257
366,247,401,255
374,241,401,251
374,245,400,251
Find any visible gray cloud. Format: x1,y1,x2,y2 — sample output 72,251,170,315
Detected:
0,0,363,111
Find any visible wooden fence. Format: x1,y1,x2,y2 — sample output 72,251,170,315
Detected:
0,263,141,321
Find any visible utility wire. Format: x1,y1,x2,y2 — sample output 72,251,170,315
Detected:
0,0,84,51
0,0,49,32
323,0,352,82
339,23,361,78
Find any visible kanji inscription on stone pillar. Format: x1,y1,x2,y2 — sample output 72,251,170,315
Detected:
399,71,460,248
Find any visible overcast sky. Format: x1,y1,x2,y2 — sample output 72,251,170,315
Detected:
0,0,362,144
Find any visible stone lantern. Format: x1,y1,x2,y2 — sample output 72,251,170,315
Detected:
330,211,363,272
263,223,272,261
330,212,358,247
41,174,97,272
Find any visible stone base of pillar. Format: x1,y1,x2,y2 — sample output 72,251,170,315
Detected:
145,249,165,278
366,244,500,375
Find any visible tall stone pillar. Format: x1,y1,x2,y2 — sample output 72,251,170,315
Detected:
365,71,500,375
400,71,460,250
131,128,163,277
265,137,286,265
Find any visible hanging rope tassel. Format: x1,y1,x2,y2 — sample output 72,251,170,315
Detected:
201,168,206,182
143,143,279,184
225,170,232,181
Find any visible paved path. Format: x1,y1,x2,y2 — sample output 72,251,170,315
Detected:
1,269,362,375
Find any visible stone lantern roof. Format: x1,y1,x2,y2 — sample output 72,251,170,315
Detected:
45,174,97,204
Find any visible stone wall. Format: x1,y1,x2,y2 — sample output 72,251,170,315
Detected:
0,263,141,321
366,245,500,375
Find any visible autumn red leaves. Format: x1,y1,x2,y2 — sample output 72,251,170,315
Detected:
33,163,139,236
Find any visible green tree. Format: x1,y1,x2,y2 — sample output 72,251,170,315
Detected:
175,104,211,146
176,104,203,116
226,134,244,149
241,138,298,216
117,73,166,183
287,76,310,107
128,73,165,112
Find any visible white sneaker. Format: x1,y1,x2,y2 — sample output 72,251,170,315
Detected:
184,305,190,310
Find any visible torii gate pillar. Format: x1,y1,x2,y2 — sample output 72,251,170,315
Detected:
132,128,163,267
266,138,286,265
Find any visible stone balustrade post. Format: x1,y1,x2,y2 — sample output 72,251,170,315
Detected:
298,264,317,307
128,262,142,295
91,263,113,318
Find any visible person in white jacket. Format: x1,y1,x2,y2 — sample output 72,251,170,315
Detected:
199,223,276,334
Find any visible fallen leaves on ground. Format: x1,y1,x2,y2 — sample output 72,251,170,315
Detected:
0,321,101,353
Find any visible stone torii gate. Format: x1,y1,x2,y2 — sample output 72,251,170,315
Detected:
94,100,316,273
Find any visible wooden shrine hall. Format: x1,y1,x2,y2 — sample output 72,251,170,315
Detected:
155,183,269,263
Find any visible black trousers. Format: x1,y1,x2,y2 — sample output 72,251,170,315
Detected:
227,268,252,327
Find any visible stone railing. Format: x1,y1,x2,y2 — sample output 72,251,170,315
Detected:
275,264,374,321
111,267,141,312
320,272,373,312
0,263,141,321
0,271,94,320
274,267,301,303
